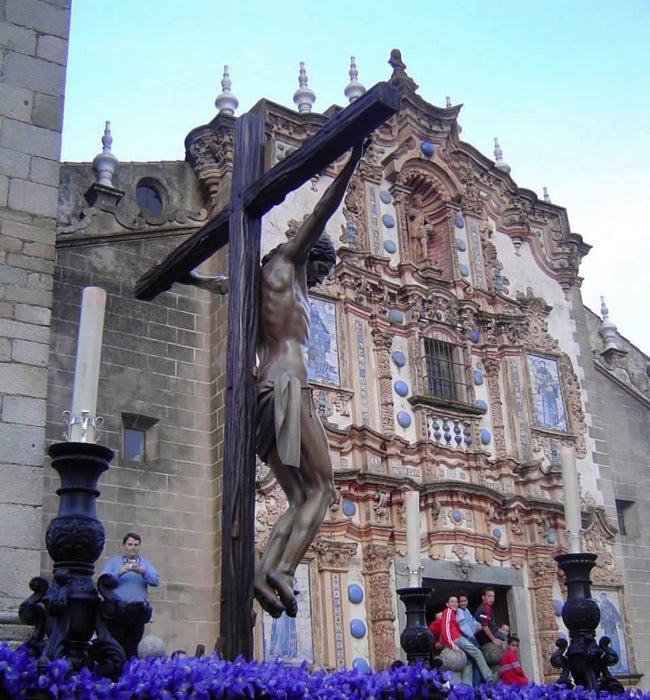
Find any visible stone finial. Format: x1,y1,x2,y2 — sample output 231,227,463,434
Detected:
600,296,611,323
344,56,366,103
92,121,118,187
388,48,418,90
543,186,551,202
493,137,511,174
599,296,619,350
598,296,627,365
215,65,238,116
388,48,406,71
293,61,316,113
445,96,452,108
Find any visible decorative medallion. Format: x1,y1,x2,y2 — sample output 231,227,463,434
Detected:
348,584,364,604
394,380,409,397
420,141,435,158
396,411,412,428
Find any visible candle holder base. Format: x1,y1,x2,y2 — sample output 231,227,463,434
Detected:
397,586,436,669
18,442,125,680
551,553,624,693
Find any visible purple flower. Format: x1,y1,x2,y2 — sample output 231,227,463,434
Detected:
2,643,650,700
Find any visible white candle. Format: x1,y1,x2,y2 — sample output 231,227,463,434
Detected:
560,445,582,553
405,491,421,587
70,287,107,442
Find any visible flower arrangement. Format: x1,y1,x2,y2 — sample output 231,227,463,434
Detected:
1,643,648,700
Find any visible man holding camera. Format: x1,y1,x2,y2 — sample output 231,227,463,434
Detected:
101,532,160,657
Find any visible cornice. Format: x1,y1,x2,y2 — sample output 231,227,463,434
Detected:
593,359,650,408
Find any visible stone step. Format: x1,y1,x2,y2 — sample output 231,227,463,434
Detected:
0,613,30,649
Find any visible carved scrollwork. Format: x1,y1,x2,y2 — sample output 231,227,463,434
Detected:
557,354,587,457
342,173,368,250
313,539,358,572
356,138,384,184
583,512,621,587
312,387,353,420
529,557,563,679
362,542,397,670
185,122,235,210
373,491,391,523
46,516,105,564
362,543,395,575
509,507,525,542
514,288,559,353
255,482,289,550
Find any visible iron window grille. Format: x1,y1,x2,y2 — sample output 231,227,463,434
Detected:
424,338,469,402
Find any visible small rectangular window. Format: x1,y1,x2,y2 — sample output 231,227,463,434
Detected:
615,499,638,538
124,428,145,462
121,413,159,463
424,338,467,401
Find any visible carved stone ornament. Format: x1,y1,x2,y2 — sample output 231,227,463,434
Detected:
57,182,208,236
342,172,368,250
582,509,622,587
363,539,397,670
356,137,384,184
255,481,289,550
529,557,563,680
185,121,235,211
313,539,358,572
362,542,395,575
312,387,353,419
557,354,588,457
373,491,391,523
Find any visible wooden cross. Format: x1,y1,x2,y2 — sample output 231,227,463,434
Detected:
135,82,400,660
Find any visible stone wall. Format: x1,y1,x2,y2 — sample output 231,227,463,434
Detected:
577,301,650,685
0,0,70,627
46,232,227,653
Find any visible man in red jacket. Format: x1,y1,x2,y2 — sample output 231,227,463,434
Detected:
440,595,495,685
498,635,529,685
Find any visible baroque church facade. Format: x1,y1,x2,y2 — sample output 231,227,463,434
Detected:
2,1,650,689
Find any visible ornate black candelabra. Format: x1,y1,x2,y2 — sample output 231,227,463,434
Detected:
19,442,125,679
550,552,624,693
396,586,436,668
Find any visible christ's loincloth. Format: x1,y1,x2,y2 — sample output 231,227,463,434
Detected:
256,375,313,469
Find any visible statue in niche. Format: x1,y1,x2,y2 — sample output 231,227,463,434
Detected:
406,194,433,261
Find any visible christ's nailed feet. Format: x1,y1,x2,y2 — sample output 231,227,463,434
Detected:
254,579,286,618
266,570,298,618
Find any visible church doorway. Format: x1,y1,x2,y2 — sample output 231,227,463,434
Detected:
422,577,510,631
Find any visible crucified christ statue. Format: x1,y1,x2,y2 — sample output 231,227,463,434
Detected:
181,141,365,617
137,78,400,657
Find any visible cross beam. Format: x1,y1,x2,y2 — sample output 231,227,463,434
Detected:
134,82,400,660
134,82,400,301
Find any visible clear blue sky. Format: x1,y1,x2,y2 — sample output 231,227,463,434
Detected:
62,0,650,352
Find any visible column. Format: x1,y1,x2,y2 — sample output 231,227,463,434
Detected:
362,542,397,670
314,539,358,669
